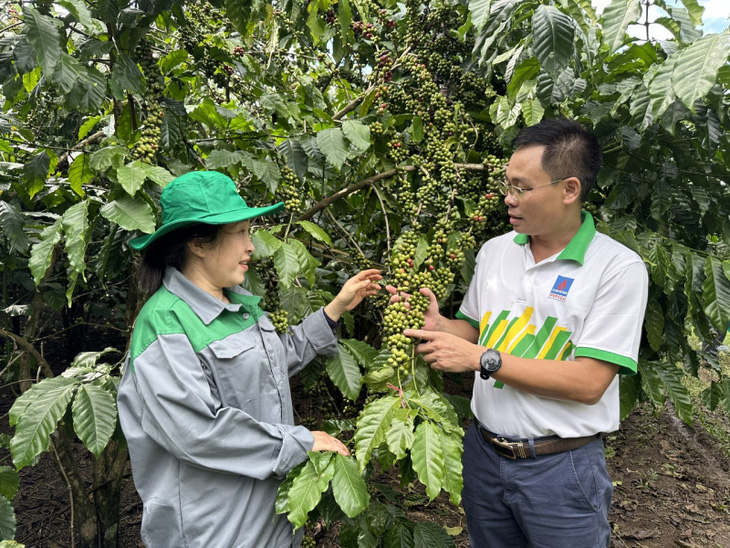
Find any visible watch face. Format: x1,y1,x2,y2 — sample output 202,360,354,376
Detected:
481,349,501,372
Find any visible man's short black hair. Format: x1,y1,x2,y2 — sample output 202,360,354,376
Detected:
512,118,602,201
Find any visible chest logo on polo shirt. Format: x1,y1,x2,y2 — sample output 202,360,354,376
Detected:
548,276,574,302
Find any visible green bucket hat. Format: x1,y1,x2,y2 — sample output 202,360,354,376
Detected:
129,171,284,251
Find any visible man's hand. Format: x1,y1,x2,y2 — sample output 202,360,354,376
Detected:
385,286,444,332
403,328,483,373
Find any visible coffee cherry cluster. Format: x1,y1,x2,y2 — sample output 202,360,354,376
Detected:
269,308,290,334
302,536,316,548
132,45,164,163
278,166,303,213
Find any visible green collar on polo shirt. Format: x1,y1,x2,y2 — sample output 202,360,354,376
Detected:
513,211,595,265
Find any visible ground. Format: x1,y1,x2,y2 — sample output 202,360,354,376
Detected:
3,383,729,547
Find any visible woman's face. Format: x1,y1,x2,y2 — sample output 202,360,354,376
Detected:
189,220,255,295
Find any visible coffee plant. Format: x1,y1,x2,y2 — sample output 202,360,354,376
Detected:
0,0,729,546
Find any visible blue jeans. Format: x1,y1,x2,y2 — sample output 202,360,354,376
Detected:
462,422,612,548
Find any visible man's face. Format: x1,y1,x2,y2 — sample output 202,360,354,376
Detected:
503,145,567,238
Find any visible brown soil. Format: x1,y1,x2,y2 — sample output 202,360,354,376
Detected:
3,388,729,548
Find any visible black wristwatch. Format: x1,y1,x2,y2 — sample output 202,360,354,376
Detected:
479,348,502,380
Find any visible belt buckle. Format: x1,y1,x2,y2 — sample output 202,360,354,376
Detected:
493,437,527,459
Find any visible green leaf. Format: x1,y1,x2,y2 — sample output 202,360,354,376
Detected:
225,0,255,35
29,219,63,286
316,128,348,171
703,257,730,332
100,195,156,233
110,53,145,100
9,377,77,469
644,299,664,351
205,149,250,170
0,496,16,542
411,421,445,500
700,381,725,411
57,0,95,31
656,364,693,425
251,229,283,259
676,0,704,26
671,33,730,112
409,390,459,433
68,154,94,197
22,6,61,76
342,120,371,151
601,0,642,53
327,342,363,402
62,201,91,306
286,453,335,528
531,5,575,76
307,2,326,45
639,360,666,408
13,39,37,75
296,220,333,246
78,116,100,141
22,151,51,198
339,339,378,368
521,97,544,126
89,146,127,171
117,161,148,196
440,431,463,506
140,164,174,188
0,467,19,501
469,0,492,32
72,385,117,457
331,454,369,518
273,241,301,288
338,0,354,46
160,112,182,150
52,52,84,94
275,462,300,515
279,139,309,181
412,521,455,547
0,202,30,254
354,396,403,470
619,374,641,420
252,159,281,194
384,409,415,460
289,239,320,287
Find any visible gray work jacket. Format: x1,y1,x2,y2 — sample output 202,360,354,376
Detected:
117,268,338,547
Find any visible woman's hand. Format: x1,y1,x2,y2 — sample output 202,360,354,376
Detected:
311,431,350,456
324,269,382,321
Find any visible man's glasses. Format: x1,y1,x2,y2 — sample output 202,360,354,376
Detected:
499,177,572,200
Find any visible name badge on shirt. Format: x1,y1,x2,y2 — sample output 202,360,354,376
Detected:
548,276,574,302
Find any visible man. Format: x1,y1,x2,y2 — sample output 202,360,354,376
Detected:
402,118,648,547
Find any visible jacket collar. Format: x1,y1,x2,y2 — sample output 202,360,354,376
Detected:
163,267,263,325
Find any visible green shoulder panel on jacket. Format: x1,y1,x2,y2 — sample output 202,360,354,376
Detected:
130,286,260,370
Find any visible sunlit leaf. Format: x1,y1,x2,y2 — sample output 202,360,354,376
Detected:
331,455,369,518
72,385,117,457
601,0,641,53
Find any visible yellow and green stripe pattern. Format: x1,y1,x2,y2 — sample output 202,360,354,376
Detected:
462,307,574,388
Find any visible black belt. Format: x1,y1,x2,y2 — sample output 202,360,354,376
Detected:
476,422,599,459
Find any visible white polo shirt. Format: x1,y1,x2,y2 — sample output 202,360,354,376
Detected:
457,212,648,438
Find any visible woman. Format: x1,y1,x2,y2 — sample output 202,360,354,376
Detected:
117,171,381,548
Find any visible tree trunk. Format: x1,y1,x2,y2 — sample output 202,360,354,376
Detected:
93,440,129,548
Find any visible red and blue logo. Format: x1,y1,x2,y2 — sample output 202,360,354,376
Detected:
548,276,574,302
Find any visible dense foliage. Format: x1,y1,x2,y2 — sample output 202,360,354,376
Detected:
0,0,729,545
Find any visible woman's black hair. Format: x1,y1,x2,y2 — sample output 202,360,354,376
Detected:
136,223,220,295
